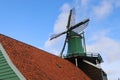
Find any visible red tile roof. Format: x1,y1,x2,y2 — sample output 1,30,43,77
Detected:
0,34,91,80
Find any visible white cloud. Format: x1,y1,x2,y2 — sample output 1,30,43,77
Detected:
86,30,120,80
102,60,120,80
115,0,120,7
87,30,120,62
54,3,70,33
81,0,89,7
92,0,113,19
44,34,65,55
73,0,90,21
73,0,114,20
44,4,71,55
73,0,119,20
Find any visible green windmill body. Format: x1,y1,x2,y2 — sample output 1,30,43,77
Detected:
50,8,89,58
67,31,86,57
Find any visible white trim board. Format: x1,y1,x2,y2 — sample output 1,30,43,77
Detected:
0,44,26,80
83,59,101,69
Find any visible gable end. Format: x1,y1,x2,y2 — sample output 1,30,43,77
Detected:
0,44,26,80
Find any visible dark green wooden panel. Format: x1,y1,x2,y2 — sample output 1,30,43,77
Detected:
0,50,20,80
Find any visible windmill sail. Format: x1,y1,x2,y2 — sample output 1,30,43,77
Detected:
66,9,72,29
69,18,89,34
66,8,76,29
67,8,89,34
70,8,76,27
50,31,67,40
72,18,89,34
50,8,90,58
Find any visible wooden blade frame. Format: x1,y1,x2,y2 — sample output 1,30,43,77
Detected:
60,9,74,57
60,36,67,58
66,9,72,29
50,31,66,40
68,18,89,32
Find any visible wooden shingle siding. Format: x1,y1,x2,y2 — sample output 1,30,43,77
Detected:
0,50,20,80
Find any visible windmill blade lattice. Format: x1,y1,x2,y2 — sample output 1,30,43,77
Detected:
50,31,67,40
68,18,89,32
71,18,89,34
70,8,76,27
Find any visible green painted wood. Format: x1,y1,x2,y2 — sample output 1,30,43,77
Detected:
0,71,14,76
0,65,10,70
0,50,20,80
66,31,86,57
5,77,20,80
0,57,5,61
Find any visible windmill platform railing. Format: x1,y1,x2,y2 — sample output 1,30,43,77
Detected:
64,52,103,64
86,52,103,63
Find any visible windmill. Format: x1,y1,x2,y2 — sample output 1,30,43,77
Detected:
50,8,108,80
50,8,89,58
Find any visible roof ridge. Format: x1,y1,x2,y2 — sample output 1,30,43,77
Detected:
0,33,50,54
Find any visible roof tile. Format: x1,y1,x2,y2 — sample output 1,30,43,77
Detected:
0,34,91,80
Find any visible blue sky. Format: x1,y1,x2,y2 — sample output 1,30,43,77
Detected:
0,0,72,47
0,0,120,80
0,0,70,47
